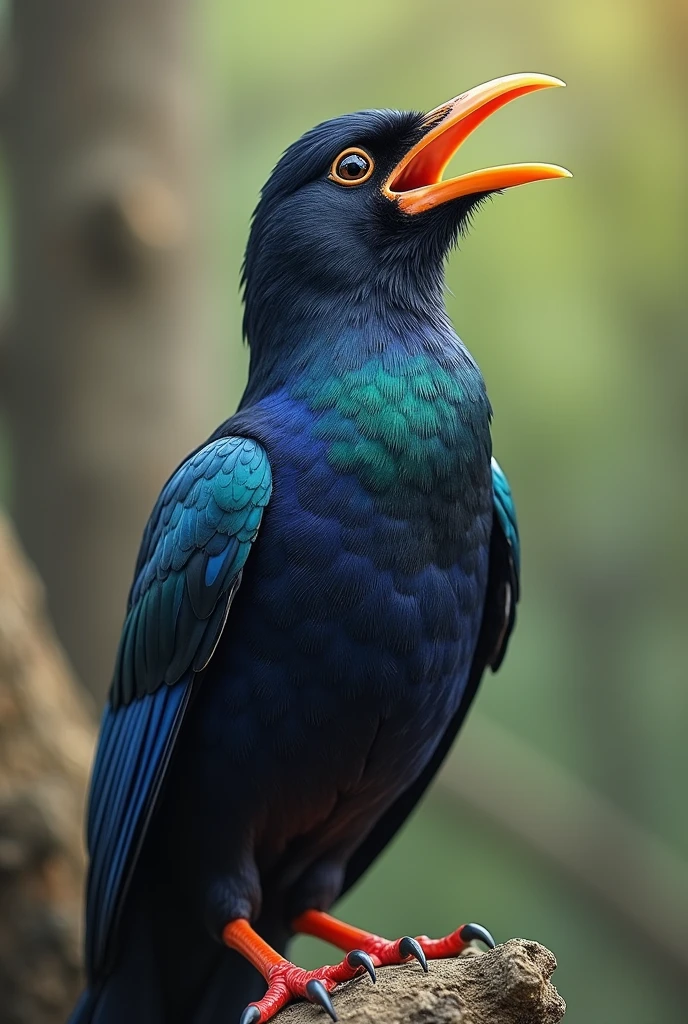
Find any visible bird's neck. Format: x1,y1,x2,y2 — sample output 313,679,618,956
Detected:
241,298,467,403
241,252,457,386
237,314,492,493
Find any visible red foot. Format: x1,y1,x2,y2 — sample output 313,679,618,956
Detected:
338,932,429,970
223,915,496,1023
416,922,496,959
242,955,364,1023
222,919,376,1024
294,909,496,966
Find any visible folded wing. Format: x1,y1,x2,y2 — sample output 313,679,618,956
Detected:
85,436,272,977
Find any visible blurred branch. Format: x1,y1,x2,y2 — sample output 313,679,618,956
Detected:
0,511,95,1024
280,941,565,1024
441,715,688,984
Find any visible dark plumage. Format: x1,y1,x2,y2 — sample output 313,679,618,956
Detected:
66,71,569,1023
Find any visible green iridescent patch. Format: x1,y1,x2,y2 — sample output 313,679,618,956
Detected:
295,354,477,493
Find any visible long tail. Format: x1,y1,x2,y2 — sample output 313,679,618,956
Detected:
69,898,290,1024
69,956,270,1024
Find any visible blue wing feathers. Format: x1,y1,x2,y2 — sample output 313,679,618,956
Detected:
112,437,272,706
491,456,520,583
101,689,183,931
488,457,520,669
85,435,272,980
86,681,190,974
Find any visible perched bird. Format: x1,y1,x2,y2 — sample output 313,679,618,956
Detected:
71,73,568,1024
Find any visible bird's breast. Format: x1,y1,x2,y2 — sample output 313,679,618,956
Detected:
220,350,493,709
161,348,498,886
186,353,494,855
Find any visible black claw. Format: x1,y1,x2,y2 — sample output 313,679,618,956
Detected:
460,923,496,950
346,949,377,983
398,936,428,973
239,1007,261,1024
305,980,338,1021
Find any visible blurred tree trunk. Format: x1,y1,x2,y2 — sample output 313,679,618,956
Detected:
3,0,212,704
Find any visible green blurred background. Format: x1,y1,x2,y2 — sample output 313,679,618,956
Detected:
3,1,688,1021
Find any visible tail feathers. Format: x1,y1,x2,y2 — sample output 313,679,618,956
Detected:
69,975,162,1024
70,951,280,1024
68,988,96,1024
68,911,164,1024
69,949,242,1024
69,909,291,1024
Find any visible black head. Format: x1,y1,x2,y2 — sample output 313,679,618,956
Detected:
242,75,570,349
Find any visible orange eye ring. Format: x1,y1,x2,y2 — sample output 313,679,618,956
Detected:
329,148,375,186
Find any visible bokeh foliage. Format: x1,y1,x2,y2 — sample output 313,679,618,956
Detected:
200,1,688,1020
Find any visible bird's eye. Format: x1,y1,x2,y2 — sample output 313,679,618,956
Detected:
329,148,374,186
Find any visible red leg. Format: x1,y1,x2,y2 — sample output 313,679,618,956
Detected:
223,912,495,1023
293,909,495,965
222,919,371,1024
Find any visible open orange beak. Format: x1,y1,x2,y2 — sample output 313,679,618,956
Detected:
384,73,571,215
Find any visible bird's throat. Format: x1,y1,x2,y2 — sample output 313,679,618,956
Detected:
289,347,490,497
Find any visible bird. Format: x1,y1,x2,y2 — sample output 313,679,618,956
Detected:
70,72,568,1024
